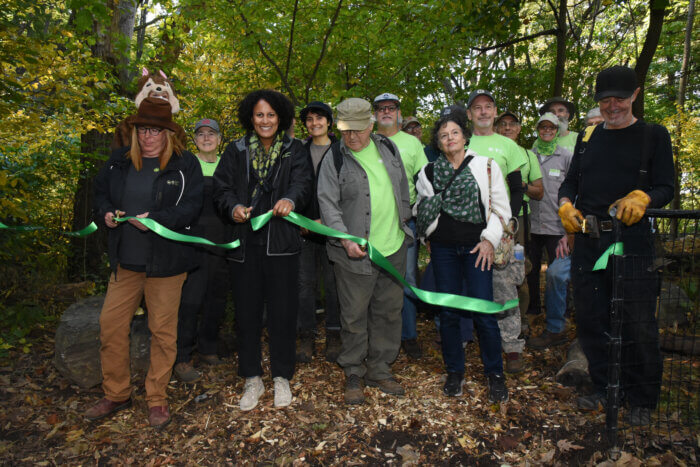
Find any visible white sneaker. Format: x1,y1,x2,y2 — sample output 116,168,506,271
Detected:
239,376,264,411
273,377,292,408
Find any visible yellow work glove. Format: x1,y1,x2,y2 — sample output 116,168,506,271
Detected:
558,202,584,233
610,189,650,226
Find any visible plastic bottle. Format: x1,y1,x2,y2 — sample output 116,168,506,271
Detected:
514,244,525,261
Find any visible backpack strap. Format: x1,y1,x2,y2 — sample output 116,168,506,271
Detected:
330,140,343,177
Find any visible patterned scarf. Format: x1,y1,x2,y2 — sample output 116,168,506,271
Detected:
417,155,483,237
532,130,559,156
249,133,284,201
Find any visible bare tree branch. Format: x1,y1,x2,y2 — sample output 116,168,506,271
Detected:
304,0,343,103
132,14,165,32
471,28,558,54
284,0,299,82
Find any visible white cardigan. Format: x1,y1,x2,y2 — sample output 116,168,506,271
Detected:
413,151,512,249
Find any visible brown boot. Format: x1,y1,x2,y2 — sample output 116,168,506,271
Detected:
84,397,132,421
296,331,314,363
325,329,341,363
365,376,405,395
344,374,365,405
528,330,568,350
149,406,171,429
174,362,201,383
505,352,525,374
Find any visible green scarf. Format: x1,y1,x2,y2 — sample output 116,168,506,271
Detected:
533,130,559,156
249,133,284,201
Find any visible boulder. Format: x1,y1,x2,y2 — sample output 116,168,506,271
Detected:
555,339,592,391
657,279,692,328
54,295,151,388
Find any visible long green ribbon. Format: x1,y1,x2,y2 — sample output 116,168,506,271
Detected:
592,242,624,271
1,220,98,237
114,217,240,249
251,211,519,314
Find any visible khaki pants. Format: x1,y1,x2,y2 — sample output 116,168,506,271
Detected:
100,266,186,407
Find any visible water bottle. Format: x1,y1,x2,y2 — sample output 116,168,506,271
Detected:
514,244,525,262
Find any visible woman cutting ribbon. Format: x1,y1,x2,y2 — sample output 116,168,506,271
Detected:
85,97,203,429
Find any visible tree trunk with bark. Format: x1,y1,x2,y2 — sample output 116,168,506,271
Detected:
632,0,668,118
553,0,568,97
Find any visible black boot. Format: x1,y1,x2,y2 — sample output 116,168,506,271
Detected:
325,329,341,363
296,331,315,363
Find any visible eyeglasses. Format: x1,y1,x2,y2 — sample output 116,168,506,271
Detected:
340,129,368,137
496,121,519,128
137,127,163,136
195,131,218,138
375,105,398,113
539,125,558,132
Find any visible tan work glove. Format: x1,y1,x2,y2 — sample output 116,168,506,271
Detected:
558,202,584,233
610,189,650,226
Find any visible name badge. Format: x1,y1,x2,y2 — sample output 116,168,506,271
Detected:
549,168,561,177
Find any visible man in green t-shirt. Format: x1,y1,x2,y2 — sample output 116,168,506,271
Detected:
317,97,413,405
538,97,578,153
466,89,528,374
373,93,429,361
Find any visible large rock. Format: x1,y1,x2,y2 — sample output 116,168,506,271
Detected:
657,279,692,327
555,339,592,391
54,295,151,388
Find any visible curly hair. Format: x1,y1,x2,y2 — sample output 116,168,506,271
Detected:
237,89,295,135
429,113,471,153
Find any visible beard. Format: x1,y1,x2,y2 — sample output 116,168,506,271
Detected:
557,116,569,132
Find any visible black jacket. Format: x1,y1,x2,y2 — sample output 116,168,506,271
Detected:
213,134,313,262
300,135,338,221
93,146,204,277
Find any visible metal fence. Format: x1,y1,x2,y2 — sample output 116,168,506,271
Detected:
607,209,699,458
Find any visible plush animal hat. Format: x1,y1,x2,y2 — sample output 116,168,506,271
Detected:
134,68,180,114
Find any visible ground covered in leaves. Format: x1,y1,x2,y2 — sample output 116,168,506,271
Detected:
0,316,697,465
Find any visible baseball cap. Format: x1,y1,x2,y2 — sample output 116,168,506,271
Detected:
439,104,467,120
194,118,220,133
594,65,638,101
401,116,420,130
536,112,560,128
300,101,333,125
538,97,576,118
467,89,495,108
373,93,400,107
336,98,373,131
495,111,520,124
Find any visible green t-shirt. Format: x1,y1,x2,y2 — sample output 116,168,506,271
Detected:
388,131,428,204
197,155,221,177
351,141,405,257
556,131,578,153
518,148,543,215
468,133,528,191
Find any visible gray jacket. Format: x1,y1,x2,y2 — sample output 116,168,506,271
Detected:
317,134,413,275
530,144,573,235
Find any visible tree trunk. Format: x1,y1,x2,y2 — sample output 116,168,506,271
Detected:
68,0,138,281
632,0,668,118
553,0,568,96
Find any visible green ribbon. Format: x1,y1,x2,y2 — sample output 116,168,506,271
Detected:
1,220,98,237
251,211,519,314
592,242,624,271
114,217,240,249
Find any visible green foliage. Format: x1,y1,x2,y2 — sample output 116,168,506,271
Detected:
0,303,50,358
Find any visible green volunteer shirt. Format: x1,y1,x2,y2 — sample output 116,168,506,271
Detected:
468,133,528,192
520,148,542,215
556,131,578,153
198,155,221,177
388,131,428,205
351,141,405,257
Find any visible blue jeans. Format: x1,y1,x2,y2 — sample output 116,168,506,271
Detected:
401,219,419,340
431,242,503,376
423,262,474,342
544,256,570,333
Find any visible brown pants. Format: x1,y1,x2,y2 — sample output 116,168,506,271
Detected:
100,266,186,407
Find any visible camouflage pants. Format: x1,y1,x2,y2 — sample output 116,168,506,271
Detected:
493,259,526,354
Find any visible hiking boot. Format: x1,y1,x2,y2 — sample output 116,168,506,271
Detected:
273,377,292,408
200,354,224,366
401,338,423,359
527,330,568,350
366,376,405,396
84,397,132,421
487,373,509,402
149,406,170,429
325,329,341,363
625,406,651,426
505,352,525,374
577,392,607,411
240,376,264,411
174,362,202,383
344,374,365,405
296,332,314,363
443,372,464,397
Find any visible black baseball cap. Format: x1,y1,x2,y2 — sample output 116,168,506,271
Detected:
495,111,520,124
467,89,495,108
595,66,638,102
300,101,333,125
538,97,576,118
